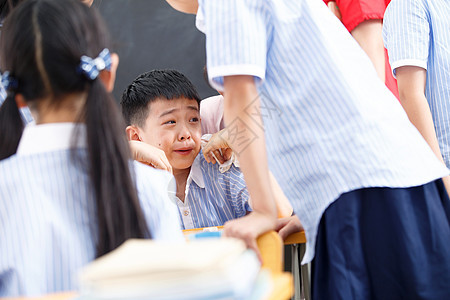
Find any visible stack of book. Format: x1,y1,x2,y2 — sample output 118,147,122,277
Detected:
77,238,270,300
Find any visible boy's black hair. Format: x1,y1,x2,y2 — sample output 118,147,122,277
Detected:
121,69,201,127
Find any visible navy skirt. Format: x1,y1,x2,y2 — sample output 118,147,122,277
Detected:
312,180,450,300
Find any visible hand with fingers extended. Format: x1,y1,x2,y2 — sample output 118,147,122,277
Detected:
223,212,277,262
275,215,303,241
129,140,172,173
202,128,233,164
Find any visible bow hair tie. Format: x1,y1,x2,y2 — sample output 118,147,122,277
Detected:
0,71,18,90
78,48,112,80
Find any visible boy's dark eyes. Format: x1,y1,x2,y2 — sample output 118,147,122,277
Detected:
163,117,198,125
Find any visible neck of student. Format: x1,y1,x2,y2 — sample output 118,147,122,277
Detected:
30,92,87,124
173,167,191,202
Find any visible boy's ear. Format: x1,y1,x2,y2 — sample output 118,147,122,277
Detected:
126,125,141,142
98,53,119,93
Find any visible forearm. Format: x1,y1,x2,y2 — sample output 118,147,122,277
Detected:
269,171,293,218
403,92,450,197
396,66,445,165
401,93,445,164
223,76,277,219
351,19,385,82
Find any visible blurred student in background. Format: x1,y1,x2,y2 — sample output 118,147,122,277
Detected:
325,0,399,99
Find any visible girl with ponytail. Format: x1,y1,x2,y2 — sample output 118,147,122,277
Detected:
0,0,182,297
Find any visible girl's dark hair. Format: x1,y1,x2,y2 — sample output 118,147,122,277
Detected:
0,1,26,154
0,0,149,256
0,0,23,22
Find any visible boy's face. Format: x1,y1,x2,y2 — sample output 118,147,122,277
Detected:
139,98,201,171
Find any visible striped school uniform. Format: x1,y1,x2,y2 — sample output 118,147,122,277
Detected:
0,123,183,297
171,151,251,230
383,0,450,167
196,0,450,298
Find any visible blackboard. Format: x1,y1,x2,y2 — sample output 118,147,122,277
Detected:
95,0,218,102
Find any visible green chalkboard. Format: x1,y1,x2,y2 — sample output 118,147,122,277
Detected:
95,0,218,102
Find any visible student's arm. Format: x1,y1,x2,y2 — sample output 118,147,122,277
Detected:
276,215,303,240
396,66,450,195
204,132,292,217
269,172,293,218
129,140,172,173
222,75,277,254
202,128,233,164
351,19,385,82
327,1,385,82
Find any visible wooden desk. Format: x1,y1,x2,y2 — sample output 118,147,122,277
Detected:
182,226,306,245
4,275,292,300
269,272,294,300
2,292,76,300
182,227,297,300
182,226,223,235
284,231,306,245
284,231,309,300
183,226,305,242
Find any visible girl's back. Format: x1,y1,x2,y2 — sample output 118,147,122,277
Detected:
0,0,182,296
0,127,181,295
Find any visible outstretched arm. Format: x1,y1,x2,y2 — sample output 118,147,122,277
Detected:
203,130,293,217
326,1,385,82
129,140,173,173
351,19,386,82
222,75,278,255
396,66,450,194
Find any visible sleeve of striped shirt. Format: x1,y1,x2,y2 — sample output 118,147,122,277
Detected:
383,0,429,77
201,0,267,91
222,165,251,217
134,162,184,242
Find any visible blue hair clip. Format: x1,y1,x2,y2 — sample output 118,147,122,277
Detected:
78,48,112,81
0,71,18,91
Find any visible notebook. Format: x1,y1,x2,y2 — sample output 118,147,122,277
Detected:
77,238,263,300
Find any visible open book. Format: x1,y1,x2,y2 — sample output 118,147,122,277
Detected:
77,238,264,300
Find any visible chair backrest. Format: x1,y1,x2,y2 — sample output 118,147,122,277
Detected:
257,231,284,273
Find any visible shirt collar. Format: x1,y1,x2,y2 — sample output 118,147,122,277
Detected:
195,0,205,33
172,153,205,206
17,122,86,156
187,153,205,188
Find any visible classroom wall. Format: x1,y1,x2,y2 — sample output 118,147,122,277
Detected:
95,0,218,102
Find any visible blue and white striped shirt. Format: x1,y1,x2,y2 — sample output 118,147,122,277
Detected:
0,123,183,297
172,151,251,230
196,0,449,263
383,0,450,167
